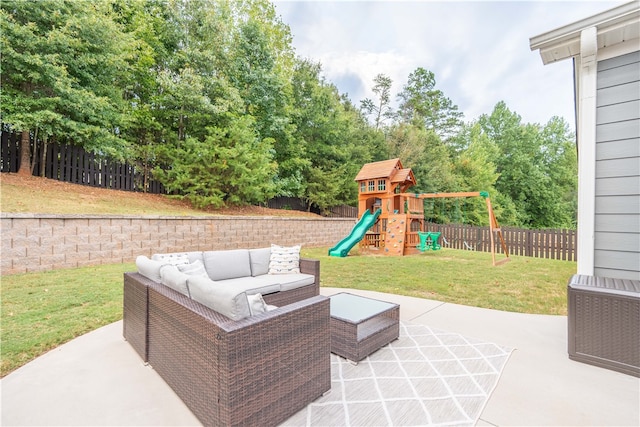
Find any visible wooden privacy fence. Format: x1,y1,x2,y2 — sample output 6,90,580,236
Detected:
1,130,164,193
266,196,357,218
424,222,576,261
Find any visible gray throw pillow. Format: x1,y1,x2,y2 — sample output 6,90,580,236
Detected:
247,293,268,316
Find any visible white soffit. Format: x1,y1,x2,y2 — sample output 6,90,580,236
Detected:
529,1,640,64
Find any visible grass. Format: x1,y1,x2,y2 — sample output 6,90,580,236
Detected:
1,247,576,377
1,263,134,376
305,247,574,315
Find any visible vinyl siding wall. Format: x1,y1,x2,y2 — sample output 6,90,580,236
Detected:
594,50,640,280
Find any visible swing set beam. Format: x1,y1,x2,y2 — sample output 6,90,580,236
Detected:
399,191,510,266
401,191,486,199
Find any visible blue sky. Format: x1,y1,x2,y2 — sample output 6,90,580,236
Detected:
274,0,627,130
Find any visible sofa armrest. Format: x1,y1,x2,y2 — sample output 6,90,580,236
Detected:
123,272,153,362
300,257,320,286
261,257,320,307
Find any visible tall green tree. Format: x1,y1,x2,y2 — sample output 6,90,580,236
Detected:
478,102,577,228
386,123,457,195
222,0,297,197
109,0,179,190
396,67,463,141
451,123,518,226
290,59,383,211
153,116,276,208
1,0,134,174
361,73,393,130
140,0,289,206
290,60,354,210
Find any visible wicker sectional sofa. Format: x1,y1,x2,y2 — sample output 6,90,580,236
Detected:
123,247,331,426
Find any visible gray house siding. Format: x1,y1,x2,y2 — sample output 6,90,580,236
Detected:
594,50,640,280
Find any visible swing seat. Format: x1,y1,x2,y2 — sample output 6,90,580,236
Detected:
428,232,441,250
417,232,441,251
416,231,431,251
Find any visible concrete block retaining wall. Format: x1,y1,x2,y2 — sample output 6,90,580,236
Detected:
1,214,356,275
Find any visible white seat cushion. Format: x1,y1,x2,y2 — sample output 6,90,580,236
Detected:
216,275,282,295
277,274,315,292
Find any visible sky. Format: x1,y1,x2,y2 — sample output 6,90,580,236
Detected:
273,0,628,130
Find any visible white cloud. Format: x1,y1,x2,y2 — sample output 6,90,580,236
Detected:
275,0,628,129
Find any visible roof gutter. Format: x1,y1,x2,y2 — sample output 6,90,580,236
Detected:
529,1,640,64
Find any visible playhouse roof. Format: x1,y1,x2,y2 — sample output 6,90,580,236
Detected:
391,168,415,184
354,158,416,186
355,158,401,181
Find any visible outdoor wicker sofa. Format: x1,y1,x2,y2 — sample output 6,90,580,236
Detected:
123,252,330,426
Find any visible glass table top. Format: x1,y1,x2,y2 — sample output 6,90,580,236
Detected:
329,293,397,323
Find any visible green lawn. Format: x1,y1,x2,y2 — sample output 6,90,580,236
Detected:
1,263,134,377
1,247,575,377
306,247,574,315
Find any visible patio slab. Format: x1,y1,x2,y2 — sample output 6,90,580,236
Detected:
1,287,638,426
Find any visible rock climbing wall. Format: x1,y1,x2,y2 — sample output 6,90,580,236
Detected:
384,214,406,256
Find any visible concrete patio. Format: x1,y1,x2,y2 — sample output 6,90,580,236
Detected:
2,287,638,426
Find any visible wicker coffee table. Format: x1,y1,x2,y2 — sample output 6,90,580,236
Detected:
329,293,400,362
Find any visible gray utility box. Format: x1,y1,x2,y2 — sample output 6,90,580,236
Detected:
568,274,640,377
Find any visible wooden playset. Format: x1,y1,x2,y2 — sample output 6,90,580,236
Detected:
331,158,509,265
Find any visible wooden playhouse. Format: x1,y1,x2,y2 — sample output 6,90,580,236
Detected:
351,158,508,263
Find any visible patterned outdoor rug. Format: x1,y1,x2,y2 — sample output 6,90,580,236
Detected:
282,322,514,427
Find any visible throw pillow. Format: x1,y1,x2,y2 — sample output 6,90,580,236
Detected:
159,264,190,297
268,244,301,274
247,293,269,316
151,253,190,266
177,259,208,278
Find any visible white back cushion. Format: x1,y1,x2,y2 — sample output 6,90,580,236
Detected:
203,249,251,281
249,247,271,276
136,255,163,282
160,264,190,297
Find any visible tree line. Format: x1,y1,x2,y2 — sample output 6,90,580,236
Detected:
1,0,577,229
